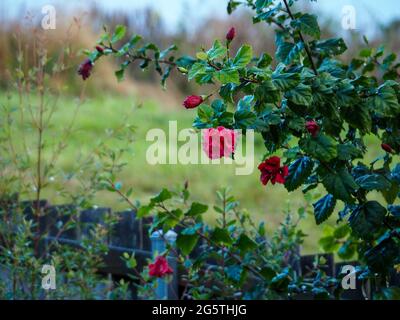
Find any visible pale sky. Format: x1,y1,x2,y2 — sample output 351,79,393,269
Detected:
2,0,400,36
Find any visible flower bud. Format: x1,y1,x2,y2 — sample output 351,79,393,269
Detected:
305,120,320,137
178,67,188,74
77,59,93,81
95,45,104,53
183,95,203,109
226,27,236,42
381,143,394,154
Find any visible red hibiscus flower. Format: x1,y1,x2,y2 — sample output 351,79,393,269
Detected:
77,59,93,80
258,156,289,186
305,120,320,137
226,27,236,42
183,95,203,109
202,126,237,159
148,256,173,278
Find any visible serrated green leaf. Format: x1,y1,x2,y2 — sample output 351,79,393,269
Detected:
337,143,363,160
207,40,227,60
272,72,301,91
215,68,240,84
276,41,304,65
313,194,336,225
150,188,172,204
322,168,358,203
188,62,207,81
294,14,320,39
349,201,386,239
285,156,314,192
355,174,392,191
371,84,399,117
211,227,233,245
177,233,199,255
236,234,258,252
286,83,313,106
186,202,208,217
111,25,126,43
233,45,253,68
299,134,338,161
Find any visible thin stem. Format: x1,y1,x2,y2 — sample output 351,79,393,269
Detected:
282,0,318,75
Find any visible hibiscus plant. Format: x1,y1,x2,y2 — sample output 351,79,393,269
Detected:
82,0,400,298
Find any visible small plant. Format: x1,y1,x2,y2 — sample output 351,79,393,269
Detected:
112,185,339,300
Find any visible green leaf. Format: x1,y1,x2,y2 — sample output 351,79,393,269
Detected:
322,168,358,203
270,272,290,290
285,84,313,106
176,234,199,255
285,157,314,192
186,202,208,217
355,174,392,191
342,103,372,133
313,194,336,225
388,205,400,218
272,72,301,91
257,53,273,68
117,34,142,57
371,84,399,117
215,68,240,84
349,201,386,240
365,234,399,273
299,134,338,161
276,41,304,65
236,234,258,252
337,143,363,160
295,13,321,39
137,204,153,218
188,62,207,81
160,45,178,59
233,45,253,68
312,38,347,56
150,188,172,204
207,40,227,60
111,25,126,43
211,227,233,245
234,109,256,129
237,95,254,112
293,14,320,39
197,104,214,122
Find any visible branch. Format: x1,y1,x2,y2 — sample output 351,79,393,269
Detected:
282,0,318,75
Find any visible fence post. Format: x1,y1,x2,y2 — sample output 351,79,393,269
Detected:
150,230,177,300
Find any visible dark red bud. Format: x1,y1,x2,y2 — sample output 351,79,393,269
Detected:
95,45,104,53
381,143,394,153
183,95,203,109
77,59,93,81
305,120,320,137
226,27,236,42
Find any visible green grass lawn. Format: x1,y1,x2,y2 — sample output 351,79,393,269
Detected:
2,92,396,253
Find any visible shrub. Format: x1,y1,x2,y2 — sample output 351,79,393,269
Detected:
86,0,400,297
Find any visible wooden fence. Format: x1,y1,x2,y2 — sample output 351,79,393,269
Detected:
1,198,399,300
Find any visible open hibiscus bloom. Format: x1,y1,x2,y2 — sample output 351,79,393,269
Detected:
258,156,289,186
148,256,173,278
202,126,237,159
